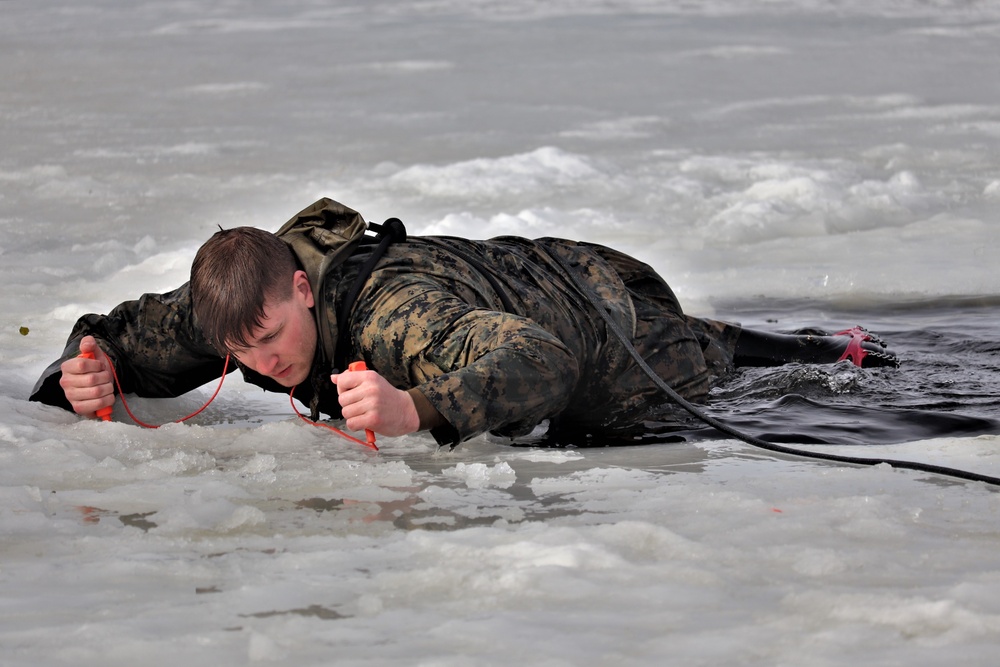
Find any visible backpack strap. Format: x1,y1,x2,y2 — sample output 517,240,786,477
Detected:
334,217,406,370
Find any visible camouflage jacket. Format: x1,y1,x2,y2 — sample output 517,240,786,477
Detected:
30,199,738,445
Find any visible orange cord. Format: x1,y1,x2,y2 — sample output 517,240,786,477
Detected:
86,348,377,451
289,386,378,451
96,351,231,428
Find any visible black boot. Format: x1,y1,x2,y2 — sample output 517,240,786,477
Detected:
734,326,899,368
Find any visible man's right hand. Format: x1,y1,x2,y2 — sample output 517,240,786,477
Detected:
59,335,116,418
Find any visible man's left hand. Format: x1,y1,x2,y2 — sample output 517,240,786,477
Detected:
331,368,421,437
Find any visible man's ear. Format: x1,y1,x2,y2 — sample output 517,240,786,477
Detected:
292,270,315,308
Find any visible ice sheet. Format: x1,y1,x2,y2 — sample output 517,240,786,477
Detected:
2,1,999,664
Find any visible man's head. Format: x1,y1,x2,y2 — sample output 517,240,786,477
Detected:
191,227,318,386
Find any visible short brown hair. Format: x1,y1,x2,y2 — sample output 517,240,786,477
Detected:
191,227,298,353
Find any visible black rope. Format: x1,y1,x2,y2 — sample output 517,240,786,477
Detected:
334,218,406,370
546,250,1000,487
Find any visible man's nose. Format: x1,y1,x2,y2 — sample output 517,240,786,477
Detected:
248,348,279,375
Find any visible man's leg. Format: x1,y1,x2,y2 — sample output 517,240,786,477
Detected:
734,326,899,368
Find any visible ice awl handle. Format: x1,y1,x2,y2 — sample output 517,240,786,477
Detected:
347,361,377,448
79,351,113,422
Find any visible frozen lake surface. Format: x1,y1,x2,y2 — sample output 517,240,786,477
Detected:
2,1,1000,664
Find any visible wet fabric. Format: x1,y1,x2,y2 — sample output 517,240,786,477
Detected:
30,198,741,446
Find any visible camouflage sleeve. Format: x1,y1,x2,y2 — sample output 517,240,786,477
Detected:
356,278,581,445
29,283,231,410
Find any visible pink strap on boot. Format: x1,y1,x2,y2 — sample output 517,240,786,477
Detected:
833,326,874,367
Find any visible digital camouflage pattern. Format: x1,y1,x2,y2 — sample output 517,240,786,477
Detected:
328,236,741,444
30,199,741,446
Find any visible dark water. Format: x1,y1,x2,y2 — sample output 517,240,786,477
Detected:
534,296,1000,448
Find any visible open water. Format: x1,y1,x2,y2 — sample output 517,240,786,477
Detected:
2,1,1000,665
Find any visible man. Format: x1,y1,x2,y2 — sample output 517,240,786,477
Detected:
30,198,897,446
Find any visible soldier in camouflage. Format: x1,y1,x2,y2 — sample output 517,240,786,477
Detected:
30,198,897,446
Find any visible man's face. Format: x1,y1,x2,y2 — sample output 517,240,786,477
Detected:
230,270,318,387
